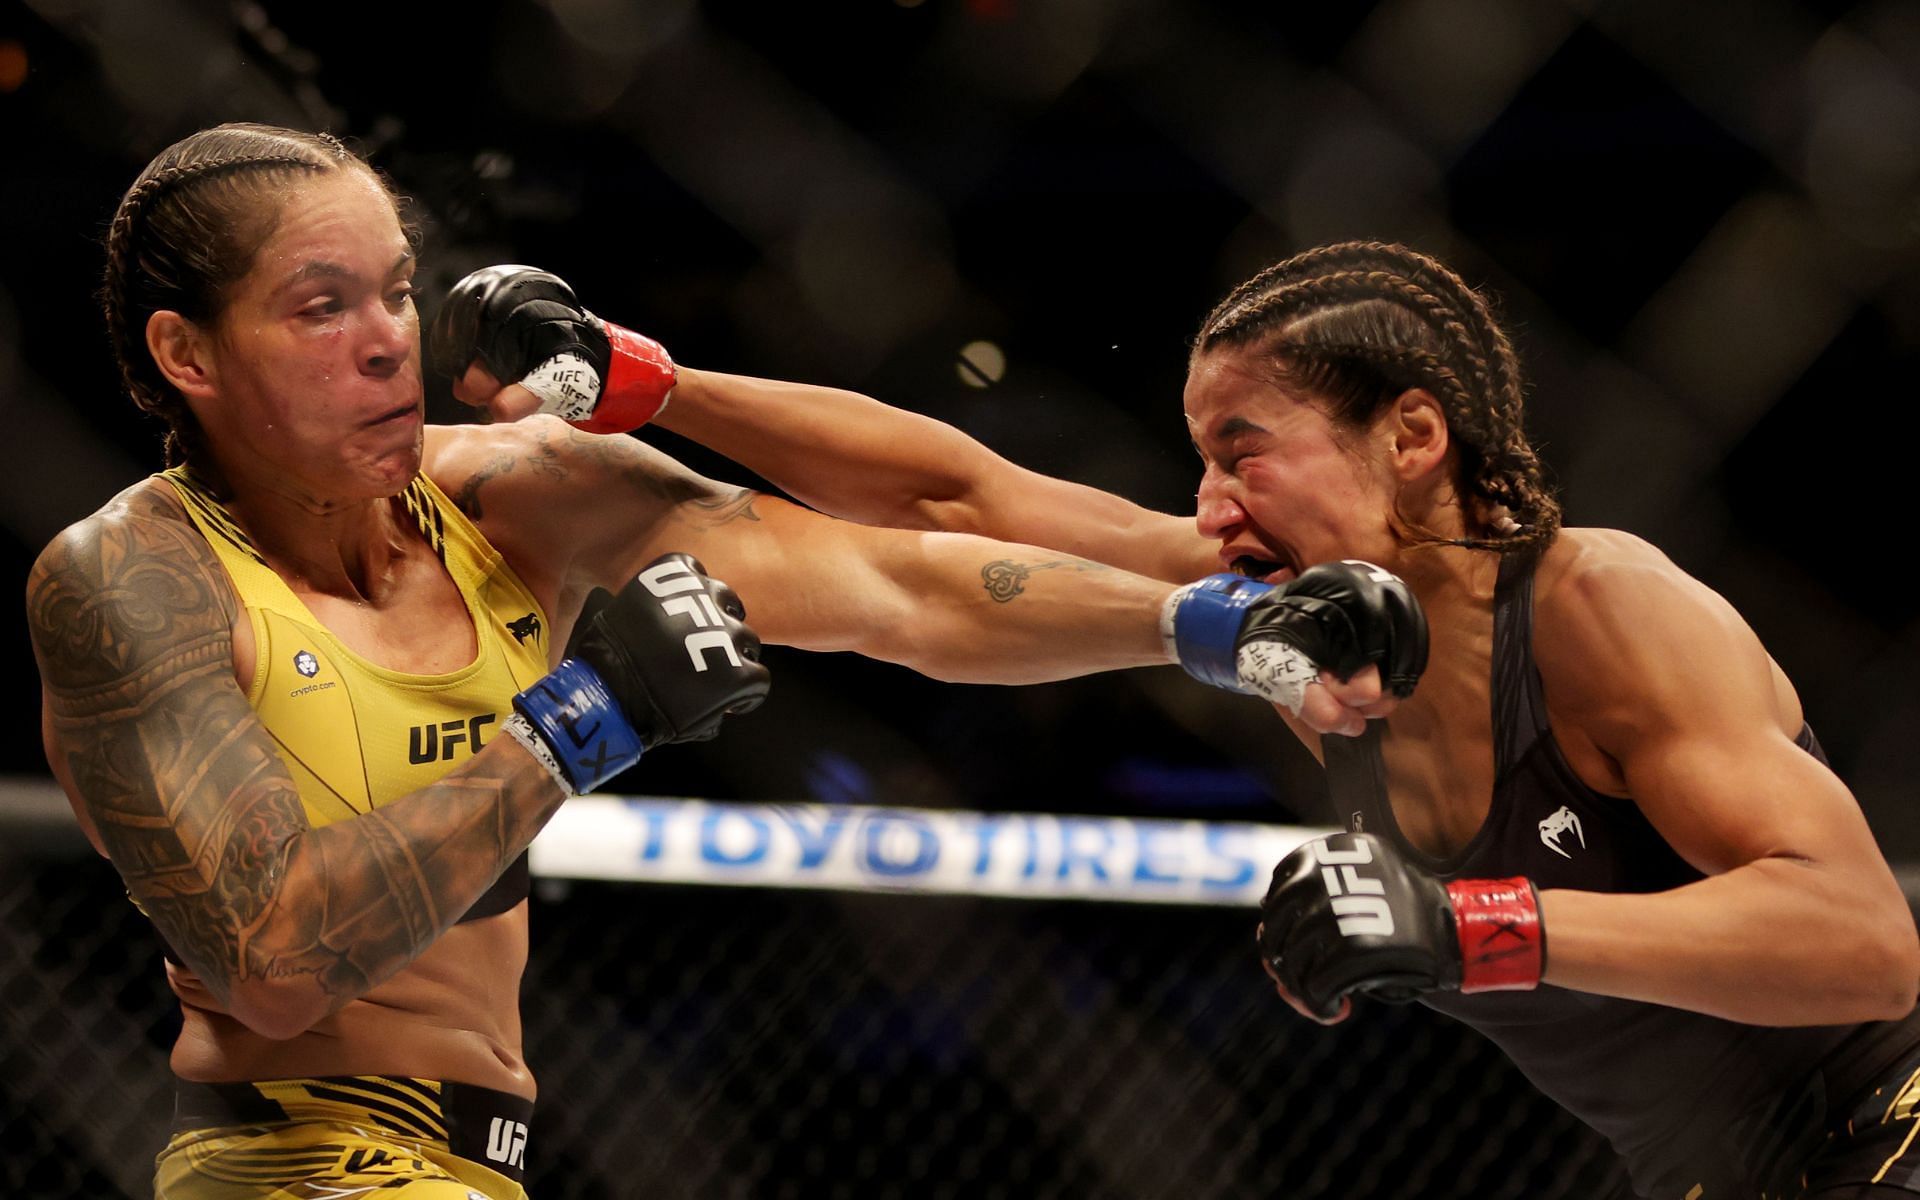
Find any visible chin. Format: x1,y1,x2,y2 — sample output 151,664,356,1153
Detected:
351,447,424,497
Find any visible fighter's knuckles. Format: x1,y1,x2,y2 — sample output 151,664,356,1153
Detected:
1319,664,1382,707
1295,686,1363,737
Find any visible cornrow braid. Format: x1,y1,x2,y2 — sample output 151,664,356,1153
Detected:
1195,242,1560,556
1203,243,1444,346
99,124,380,466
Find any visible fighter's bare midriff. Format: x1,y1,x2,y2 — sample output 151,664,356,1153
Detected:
167,905,534,1096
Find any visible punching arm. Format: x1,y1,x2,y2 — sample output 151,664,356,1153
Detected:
429,265,1215,584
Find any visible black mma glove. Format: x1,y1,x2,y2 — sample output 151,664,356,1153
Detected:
1168,560,1429,712
1258,832,1545,1021
505,553,770,794
429,265,676,433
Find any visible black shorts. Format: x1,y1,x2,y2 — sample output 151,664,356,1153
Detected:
1797,1044,1920,1198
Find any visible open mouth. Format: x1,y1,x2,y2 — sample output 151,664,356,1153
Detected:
1229,553,1296,584
368,402,418,427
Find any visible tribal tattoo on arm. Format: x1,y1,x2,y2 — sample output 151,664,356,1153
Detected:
27,492,560,1017
452,421,721,527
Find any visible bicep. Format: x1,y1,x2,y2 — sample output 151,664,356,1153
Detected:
27,515,308,998
524,423,946,647
644,492,938,652
1617,721,1876,878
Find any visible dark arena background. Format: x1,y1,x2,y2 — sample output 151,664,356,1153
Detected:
4,1,1920,1197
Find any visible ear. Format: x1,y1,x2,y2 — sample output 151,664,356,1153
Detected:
1385,388,1449,481
145,310,218,404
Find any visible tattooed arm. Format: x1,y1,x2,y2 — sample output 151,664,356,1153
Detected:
28,486,565,1040
439,418,1179,683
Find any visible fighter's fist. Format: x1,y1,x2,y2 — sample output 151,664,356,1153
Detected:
567,553,770,746
429,265,676,434
509,554,770,793
1168,561,1429,726
1257,832,1544,1022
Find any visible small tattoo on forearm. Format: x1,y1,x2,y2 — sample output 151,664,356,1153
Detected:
980,558,1104,602
982,560,1032,601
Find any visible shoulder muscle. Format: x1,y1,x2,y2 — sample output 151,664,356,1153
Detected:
1534,531,1781,746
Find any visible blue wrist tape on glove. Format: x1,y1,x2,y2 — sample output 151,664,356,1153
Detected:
1172,574,1273,694
512,657,647,793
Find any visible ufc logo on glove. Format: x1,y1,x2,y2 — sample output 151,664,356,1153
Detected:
1313,838,1395,937
639,557,745,671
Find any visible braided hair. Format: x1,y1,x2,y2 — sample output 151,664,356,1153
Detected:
100,123,397,466
1195,241,1559,555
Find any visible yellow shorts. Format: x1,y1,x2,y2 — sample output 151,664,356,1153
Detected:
154,1076,532,1199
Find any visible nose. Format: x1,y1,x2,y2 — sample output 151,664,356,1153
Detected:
359,299,414,380
1195,466,1246,541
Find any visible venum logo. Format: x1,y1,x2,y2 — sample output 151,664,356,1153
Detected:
485,1116,527,1169
506,612,542,645
1539,806,1586,859
638,559,743,672
1312,839,1393,937
293,650,320,678
408,713,497,764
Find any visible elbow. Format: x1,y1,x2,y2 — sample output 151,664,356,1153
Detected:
851,619,1000,686
1866,930,1920,1023
1831,909,1920,1024
1856,975,1919,1026
878,640,1041,687
904,494,987,537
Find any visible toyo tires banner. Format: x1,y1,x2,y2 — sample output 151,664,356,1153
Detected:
531,797,1331,907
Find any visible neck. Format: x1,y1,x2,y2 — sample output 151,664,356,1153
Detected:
1385,538,1503,618
195,455,418,601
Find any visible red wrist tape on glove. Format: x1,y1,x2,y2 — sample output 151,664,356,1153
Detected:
571,322,677,435
1445,876,1545,993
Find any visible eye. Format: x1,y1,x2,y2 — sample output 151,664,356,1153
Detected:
299,295,343,318
385,282,417,309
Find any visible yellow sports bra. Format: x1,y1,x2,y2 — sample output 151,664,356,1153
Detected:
162,468,551,918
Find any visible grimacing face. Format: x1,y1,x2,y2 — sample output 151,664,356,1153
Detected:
190,167,423,505
1184,347,1405,582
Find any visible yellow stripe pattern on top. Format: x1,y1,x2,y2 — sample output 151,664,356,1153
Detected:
161,468,551,823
